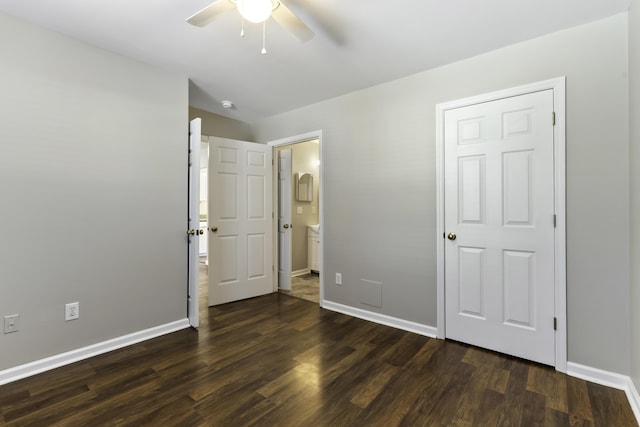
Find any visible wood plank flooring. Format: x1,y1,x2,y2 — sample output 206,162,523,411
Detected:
1,290,637,425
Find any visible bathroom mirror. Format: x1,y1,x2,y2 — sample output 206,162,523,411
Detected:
296,172,313,202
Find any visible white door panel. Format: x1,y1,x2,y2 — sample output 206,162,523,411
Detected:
208,137,273,306
444,90,555,365
187,118,202,328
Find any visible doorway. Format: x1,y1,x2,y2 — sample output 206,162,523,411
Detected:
269,131,324,305
435,78,567,371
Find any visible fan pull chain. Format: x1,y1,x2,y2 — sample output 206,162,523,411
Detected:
261,21,267,54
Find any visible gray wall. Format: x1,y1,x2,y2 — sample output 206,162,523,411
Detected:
630,0,640,387
253,14,631,373
189,107,253,141
0,13,188,370
290,141,320,272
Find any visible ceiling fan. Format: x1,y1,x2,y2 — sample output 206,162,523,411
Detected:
187,0,314,53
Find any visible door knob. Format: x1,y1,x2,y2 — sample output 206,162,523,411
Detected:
210,226,218,232
447,232,457,241
198,229,204,235
283,224,289,229
186,229,195,236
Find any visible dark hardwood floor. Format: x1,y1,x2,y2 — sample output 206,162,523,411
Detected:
0,267,636,425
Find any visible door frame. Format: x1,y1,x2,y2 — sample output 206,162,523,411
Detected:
435,77,567,372
268,130,324,306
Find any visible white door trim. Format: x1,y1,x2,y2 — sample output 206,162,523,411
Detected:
435,77,566,372
268,130,324,306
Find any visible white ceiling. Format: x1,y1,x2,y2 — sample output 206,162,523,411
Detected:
0,0,632,123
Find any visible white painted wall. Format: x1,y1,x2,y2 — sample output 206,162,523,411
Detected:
629,0,640,387
0,13,188,370
253,14,631,373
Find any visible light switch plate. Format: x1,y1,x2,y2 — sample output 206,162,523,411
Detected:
297,206,303,214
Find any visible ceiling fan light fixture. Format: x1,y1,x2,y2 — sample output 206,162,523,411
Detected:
236,0,274,23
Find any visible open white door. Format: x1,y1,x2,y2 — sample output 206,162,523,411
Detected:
187,118,202,328
444,90,555,365
278,149,293,290
208,137,273,306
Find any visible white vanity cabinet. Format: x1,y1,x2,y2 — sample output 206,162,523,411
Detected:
307,225,320,273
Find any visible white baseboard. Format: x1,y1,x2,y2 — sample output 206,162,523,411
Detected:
567,362,631,390
322,300,438,338
567,362,640,424
292,268,311,277
627,378,640,426
0,318,191,386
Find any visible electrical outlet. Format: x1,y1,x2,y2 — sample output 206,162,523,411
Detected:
4,314,20,334
336,273,342,285
65,302,79,321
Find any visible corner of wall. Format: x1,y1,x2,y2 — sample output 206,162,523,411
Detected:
628,0,640,390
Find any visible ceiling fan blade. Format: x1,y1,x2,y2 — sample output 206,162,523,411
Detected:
187,0,235,27
271,1,315,42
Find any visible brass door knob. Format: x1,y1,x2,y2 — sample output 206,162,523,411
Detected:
210,226,218,232
283,224,289,229
186,229,195,236
447,233,457,241
198,229,204,235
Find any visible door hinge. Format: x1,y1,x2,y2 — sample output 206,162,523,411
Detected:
553,317,557,330
552,112,556,126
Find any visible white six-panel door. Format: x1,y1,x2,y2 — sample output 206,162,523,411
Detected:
278,149,293,291
444,90,556,365
208,137,273,306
